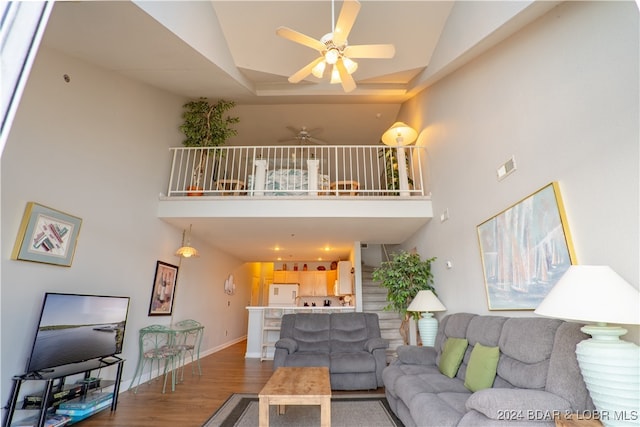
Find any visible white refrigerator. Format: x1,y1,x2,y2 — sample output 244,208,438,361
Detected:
268,284,299,306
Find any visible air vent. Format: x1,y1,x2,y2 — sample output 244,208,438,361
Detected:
497,156,517,181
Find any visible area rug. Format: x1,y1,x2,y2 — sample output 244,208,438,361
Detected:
203,393,404,427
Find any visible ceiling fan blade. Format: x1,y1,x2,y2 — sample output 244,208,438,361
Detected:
335,59,356,93
344,44,396,59
289,57,325,83
276,26,326,52
286,126,299,134
333,0,361,46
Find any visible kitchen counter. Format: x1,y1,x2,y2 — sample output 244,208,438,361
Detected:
245,306,356,359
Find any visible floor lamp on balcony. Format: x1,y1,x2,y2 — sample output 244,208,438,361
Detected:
535,265,640,427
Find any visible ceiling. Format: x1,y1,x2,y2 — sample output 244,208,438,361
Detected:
39,0,558,262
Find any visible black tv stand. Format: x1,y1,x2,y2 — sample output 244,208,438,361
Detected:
3,358,124,427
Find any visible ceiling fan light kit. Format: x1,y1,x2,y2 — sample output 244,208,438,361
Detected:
276,0,395,93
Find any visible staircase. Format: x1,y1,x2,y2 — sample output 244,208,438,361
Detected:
361,265,404,362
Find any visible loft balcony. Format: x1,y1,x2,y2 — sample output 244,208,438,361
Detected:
163,145,428,198
157,146,433,260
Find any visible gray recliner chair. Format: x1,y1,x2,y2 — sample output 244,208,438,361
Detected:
273,312,388,390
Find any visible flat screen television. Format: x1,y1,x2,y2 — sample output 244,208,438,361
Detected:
25,292,130,375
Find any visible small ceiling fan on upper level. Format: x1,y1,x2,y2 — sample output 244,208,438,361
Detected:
276,0,395,93
278,126,327,145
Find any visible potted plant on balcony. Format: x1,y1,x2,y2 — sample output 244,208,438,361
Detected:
179,98,239,195
372,250,436,344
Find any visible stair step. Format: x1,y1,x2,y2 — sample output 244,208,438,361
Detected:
363,300,389,310
362,295,388,303
361,265,402,362
375,311,401,320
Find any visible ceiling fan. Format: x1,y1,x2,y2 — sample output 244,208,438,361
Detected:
276,0,395,93
278,126,327,145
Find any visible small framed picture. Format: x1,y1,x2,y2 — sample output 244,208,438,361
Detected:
11,202,82,267
148,261,179,316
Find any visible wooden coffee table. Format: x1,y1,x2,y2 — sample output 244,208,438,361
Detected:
258,366,331,427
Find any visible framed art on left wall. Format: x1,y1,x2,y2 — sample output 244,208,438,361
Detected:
149,261,179,316
11,202,82,267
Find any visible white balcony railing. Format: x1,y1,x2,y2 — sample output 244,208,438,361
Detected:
166,145,426,197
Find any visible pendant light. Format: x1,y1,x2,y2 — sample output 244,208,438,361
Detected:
175,224,199,258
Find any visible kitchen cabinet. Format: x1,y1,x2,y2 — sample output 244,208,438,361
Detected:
300,271,329,296
335,261,353,295
273,270,337,296
273,271,299,284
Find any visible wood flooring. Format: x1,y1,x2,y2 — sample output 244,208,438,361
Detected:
79,340,384,427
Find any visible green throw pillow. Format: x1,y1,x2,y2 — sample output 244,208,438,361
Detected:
464,343,500,392
438,337,468,378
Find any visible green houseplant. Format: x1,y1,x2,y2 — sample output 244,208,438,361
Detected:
372,250,436,344
179,98,239,195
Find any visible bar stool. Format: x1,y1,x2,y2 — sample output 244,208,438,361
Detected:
129,325,180,393
173,319,204,381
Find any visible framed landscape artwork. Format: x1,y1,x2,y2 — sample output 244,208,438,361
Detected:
148,261,179,316
476,182,576,310
11,202,82,267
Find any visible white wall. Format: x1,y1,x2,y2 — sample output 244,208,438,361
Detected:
399,2,639,341
0,46,249,402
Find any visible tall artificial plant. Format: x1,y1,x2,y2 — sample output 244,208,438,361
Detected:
372,250,436,344
179,98,239,189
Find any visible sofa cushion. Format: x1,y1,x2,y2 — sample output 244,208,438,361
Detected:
291,313,331,352
330,312,368,352
397,345,438,365
396,372,469,404
284,351,330,367
409,392,468,427
330,351,376,373
497,317,562,388
465,388,572,421
465,315,507,347
439,337,469,378
545,322,594,411
464,343,500,392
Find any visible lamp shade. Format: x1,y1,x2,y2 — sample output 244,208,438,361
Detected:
381,122,417,146
175,225,199,258
534,265,640,325
407,290,446,313
175,245,199,258
407,290,446,347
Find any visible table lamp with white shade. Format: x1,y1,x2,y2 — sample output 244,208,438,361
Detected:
407,290,447,347
534,265,640,427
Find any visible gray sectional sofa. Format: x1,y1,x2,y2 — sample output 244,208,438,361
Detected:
273,312,388,390
383,313,594,427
